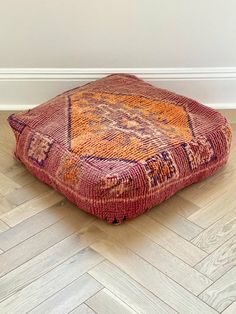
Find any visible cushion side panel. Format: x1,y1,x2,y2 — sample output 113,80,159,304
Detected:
10,122,231,224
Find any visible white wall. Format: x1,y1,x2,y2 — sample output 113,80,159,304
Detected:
1,0,236,68
0,0,236,108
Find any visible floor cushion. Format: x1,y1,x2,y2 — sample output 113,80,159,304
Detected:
8,74,232,224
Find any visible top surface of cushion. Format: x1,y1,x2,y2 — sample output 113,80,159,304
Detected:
8,74,232,223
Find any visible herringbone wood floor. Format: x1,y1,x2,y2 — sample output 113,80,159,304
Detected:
0,110,236,314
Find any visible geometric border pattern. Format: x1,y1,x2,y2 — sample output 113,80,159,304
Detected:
143,151,179,187
182,136,215,170
28,132,54,166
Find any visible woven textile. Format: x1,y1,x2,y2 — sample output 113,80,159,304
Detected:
8,74,232,223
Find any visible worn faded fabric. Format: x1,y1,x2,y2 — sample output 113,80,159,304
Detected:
8,74,232,223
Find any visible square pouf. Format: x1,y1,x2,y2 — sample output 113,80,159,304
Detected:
8,74,232,224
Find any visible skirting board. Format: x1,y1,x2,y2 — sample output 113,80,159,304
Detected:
0,67,236,110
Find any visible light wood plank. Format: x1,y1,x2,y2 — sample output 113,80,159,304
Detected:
70,304,96,314
30,273,103,314
222,301,236,314
11,170,36,187
0,225,103,302
91,239,217,314
187,184,236,228
148,200,203,240
130,215,207,266
0,249,103,314
1,159,25,178
5,180,49,206
86,288,136,314
0,200,77,251
0,220,9,234
89,260,177,314
199,266,236,312
192,208,236,253
155,194,200,218
0,196,14,216
0,208,94,278
0,190,64,226
179,168,235,209
0,152,24,178
195,235,236,281
0,172,20,196
94,220,212,295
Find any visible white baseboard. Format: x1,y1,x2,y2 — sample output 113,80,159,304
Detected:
1,67,236,80
0,67,235,110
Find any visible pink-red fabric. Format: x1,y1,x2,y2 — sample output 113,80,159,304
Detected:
8,74,232,223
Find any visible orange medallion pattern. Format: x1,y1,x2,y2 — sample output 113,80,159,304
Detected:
70,91,193,162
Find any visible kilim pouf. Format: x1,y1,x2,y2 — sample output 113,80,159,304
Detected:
8,74,232,224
